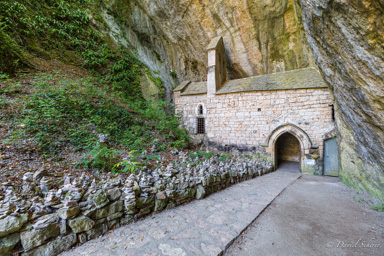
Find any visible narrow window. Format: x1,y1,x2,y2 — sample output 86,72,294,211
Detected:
199,105,204,115
331,104,335,121
197,118,205,134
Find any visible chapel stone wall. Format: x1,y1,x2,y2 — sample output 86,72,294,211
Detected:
174,87,335,174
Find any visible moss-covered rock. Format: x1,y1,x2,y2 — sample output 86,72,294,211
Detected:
68,216,95,233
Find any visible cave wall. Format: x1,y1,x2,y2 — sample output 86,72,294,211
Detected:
104,0,315,101
300,0,384,200
103,0,384,200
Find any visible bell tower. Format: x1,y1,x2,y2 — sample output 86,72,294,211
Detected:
207,36,227,96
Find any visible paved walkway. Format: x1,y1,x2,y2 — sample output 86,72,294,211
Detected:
225,175,384,256
61,170,301,256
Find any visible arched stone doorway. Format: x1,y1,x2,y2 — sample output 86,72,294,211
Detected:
275,132,301,170
262,123,314,171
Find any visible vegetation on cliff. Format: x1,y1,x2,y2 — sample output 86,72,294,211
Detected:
0,0,190,178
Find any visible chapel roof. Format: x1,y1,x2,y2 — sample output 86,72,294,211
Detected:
174,67,328,96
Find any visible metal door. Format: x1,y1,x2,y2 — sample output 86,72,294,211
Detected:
324,138,339,176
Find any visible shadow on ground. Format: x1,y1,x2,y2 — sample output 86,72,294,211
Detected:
275,161,300,173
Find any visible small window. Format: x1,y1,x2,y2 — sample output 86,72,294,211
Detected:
199,105,204,115
197,118,205,134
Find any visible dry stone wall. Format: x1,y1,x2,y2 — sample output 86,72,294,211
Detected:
0,152,273,256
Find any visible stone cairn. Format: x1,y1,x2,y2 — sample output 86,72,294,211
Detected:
0,152,273,255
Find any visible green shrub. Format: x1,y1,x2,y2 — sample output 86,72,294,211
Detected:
112,150,140,173
189,150,214,160
77,142,120,171
0,74,189,157
22,77,138,153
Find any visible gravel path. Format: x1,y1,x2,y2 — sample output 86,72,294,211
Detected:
60,169,300,256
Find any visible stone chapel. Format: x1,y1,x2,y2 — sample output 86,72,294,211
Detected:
174,36,337,175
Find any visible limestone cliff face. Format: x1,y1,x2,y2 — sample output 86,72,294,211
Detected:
104,0,384,200
300,0,384,200
105,0,315,100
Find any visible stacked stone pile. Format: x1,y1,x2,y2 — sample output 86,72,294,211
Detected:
0,152,273,255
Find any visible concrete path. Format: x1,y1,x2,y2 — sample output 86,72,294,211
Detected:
61,170,301,256
274,161,300,173
225,175,384,256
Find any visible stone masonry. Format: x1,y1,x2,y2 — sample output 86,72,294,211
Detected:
0,152,273,255
174,36,335,175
